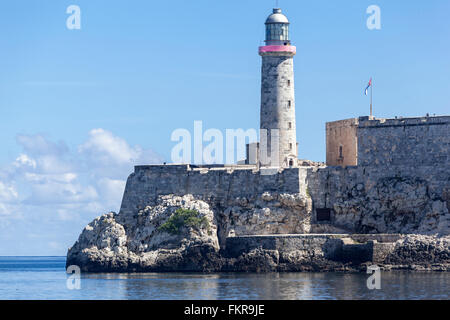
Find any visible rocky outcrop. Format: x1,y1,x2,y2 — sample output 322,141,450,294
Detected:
67,194,450,272
332,177,450,235
219,192,312,242
67,195,224,272
383,235,450,267
223,234,450,272
67,192,313,272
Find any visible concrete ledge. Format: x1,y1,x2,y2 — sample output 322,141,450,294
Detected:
225,234,402,263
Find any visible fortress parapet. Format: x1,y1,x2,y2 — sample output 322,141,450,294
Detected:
326,115,450,167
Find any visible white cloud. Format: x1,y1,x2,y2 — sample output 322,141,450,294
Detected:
78,128,163,179
25,182,99,205
24,172,77,183
0,203,12,216
79,128,140,165
0,129,163,218
0,182,18,202
16,134,68,156
14,154,36,169
0,129,163,255
97,178,127,203
35,155,74,174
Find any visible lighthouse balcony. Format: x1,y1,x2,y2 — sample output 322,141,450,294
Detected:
259,45,296,56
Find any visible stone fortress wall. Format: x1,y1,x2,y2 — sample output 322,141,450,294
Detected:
119,144,450,247
357,116,450,166
119,164,303,217
306,164,449,234
326,115,450,167
69,158,450,271
115,116,450,266
120,116,450,236
119,164,311,247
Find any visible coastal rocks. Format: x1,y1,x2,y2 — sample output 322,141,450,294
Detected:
223,234,450,272
65,213,130,271
119,194,219,252
230,249,280,272
67,195,222,272
383,234,450,266
67,192,314,272
67,191,450,273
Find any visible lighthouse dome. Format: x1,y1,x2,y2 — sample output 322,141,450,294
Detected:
264,8,290,45
265,8,289,24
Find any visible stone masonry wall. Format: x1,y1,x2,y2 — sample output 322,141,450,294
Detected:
357,116,450,167
306,165,450,235
225,234,401,264
119,162,450,244
120,165,303,216
119,165,313,246
326,118,358,167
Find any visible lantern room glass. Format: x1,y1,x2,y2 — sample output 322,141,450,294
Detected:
265,23,290,45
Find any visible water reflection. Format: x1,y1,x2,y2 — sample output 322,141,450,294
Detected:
1,257,448,300
78,272,449,300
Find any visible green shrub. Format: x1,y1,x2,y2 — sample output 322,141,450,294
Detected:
306,187,311,197
158,208,210,235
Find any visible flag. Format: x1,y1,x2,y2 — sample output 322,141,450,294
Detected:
364,78,372,96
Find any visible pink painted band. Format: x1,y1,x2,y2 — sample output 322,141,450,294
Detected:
258,45,297,54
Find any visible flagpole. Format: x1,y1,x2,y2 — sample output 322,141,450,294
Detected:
370,78,373,118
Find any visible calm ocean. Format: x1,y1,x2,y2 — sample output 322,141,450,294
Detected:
0,256,448,300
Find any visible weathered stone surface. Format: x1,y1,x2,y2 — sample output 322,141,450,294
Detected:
307,166,450,235
384,234,450,265
331,176,448,234
118,164,449,237
67,196,450,272
326,116,450,168
220,192,312,240
67,195,223,272
224,234,450,272
67,160,450,272
357,116,450,167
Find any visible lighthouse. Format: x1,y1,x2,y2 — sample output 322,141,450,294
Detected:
259,8,298,168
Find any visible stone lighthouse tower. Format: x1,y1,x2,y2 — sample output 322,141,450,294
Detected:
259,8,298,168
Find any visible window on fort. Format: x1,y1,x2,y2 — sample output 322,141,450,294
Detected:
316,209,331,222
289,143,293,150
339,146,343,158
288,80,291,87
288,122,292,129
288,100,291,107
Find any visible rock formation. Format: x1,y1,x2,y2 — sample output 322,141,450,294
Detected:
331,177,450,234
67,193,450,272
67,195,223,272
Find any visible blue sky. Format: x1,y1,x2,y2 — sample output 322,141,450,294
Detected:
0,0,449,255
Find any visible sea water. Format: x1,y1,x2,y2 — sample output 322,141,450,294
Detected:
0,256,448,300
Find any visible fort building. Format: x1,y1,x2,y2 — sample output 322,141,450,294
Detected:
326,116,450,167
118,7,450,242
67,8,450,272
